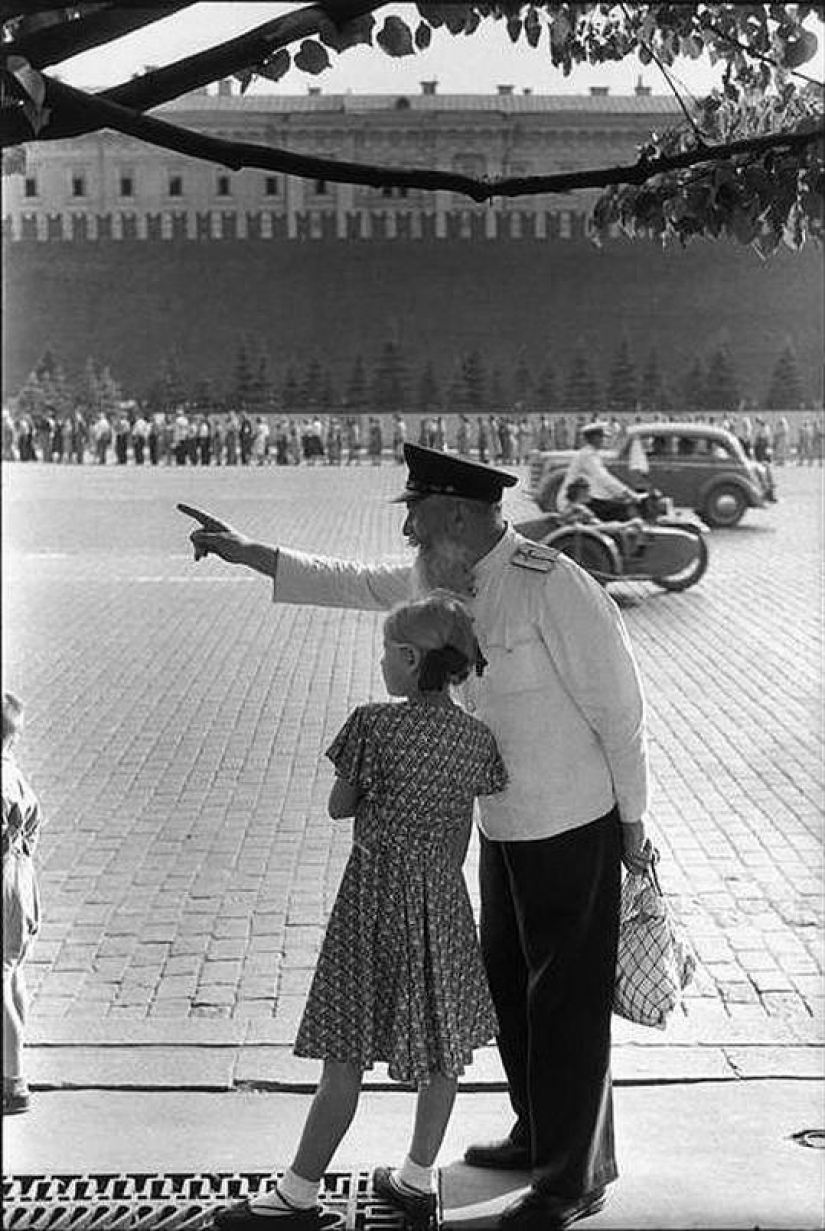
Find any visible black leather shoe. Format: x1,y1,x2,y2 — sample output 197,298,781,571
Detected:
499,1184,607,1230
372,1167,436,1224
463,1138,531,1170
212,1199,345,1229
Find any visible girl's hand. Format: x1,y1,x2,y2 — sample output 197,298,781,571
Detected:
621,819,655,875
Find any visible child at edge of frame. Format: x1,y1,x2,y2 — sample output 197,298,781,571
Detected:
2,692,44,1116
212,591,508,1230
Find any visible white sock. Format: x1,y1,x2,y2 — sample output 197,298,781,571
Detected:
249,1170,319,1214
395,1155,436,1194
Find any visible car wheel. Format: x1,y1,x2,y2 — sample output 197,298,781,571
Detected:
653,533,709,591
546,527,619,584
701,483,747,527
536,470,565,512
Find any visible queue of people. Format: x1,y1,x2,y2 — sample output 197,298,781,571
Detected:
2,404,823,468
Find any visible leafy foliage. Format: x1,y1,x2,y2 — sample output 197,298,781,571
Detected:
0,3,822,248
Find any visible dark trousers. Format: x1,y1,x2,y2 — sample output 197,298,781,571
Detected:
479,809,621,1197
588,497,631,521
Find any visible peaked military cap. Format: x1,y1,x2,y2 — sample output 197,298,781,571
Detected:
392,443,518,504
581,420,610,437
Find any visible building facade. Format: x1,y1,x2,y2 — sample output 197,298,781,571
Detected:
3,82,677,243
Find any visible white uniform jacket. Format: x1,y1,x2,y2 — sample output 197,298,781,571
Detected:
563,443,630,501
274,525,649,842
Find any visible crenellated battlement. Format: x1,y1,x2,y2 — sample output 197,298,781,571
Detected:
2,207,596,243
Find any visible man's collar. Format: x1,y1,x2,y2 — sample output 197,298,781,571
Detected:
471,524,515,586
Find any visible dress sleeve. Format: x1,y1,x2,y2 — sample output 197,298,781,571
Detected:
325,707,376,792
476,731,509,798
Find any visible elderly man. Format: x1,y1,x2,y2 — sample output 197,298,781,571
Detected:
184,444,652,1231
562,421,638,522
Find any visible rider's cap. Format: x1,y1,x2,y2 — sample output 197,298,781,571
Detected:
391,443,518,504
581,421,610,438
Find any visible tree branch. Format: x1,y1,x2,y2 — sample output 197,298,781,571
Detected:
6,4,194,69
7,75,822,203
89,0,382,116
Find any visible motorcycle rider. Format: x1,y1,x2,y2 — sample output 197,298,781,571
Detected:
561,422,638,520
559,478,644,557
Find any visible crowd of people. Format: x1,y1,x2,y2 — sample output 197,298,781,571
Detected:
2,403,823,467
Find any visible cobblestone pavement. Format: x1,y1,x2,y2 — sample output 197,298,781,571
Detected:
2,460,822,1045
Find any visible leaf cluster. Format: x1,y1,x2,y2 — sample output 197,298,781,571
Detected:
1,3,823,250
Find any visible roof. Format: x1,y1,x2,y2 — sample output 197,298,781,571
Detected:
627,421,736,439
157,93,681,118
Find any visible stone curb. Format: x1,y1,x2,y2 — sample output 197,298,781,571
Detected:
24,1042,824,1093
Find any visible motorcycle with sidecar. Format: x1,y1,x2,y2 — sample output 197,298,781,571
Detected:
515,489,709,592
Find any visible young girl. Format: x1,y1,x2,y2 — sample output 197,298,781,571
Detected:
214,593,507,1229
3,692,43,1116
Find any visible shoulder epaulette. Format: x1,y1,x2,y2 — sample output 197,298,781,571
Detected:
510,542,558,573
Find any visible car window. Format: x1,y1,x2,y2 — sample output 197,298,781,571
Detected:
641,434,674,459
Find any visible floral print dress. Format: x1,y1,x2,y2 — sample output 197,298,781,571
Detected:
294,700,507,1082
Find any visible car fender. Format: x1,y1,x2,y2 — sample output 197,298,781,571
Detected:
697,472,760,510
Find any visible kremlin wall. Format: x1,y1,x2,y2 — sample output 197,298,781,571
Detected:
3,82,823,405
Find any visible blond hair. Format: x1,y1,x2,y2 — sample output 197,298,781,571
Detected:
384,591,485,691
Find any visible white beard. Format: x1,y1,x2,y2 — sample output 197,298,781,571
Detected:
413,541,475,597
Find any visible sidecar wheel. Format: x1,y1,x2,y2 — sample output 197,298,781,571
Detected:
546,527,620,585
653,534,709,591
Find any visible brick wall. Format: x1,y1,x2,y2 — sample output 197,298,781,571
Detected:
2,235,822,404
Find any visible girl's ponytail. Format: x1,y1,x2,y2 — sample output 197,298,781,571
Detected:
385,591,487,694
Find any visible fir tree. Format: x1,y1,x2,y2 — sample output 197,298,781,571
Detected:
77,357,103,416
533,363,556,414
765,342,805,409
372,340,408,411
39,358,73,418
233,337,256,410
97,366,121,417
565,349,599,416
251,351,273,411
512,352,533,410
321,367,336,411
16,370,45,420
417,361,440,414
682,356,706,413
446,363,467,412
462,349,488,411
192,377,217,414
704,345,739,413
606,336,637,414
345,355,368,414
281,365,300,413
34,348,59,382
301,357,324,411
640,348,666,414
489,368,506,411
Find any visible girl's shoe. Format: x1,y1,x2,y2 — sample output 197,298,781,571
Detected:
372,1168,437,1224
212,1199,345,1229
2,1086,31,1115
